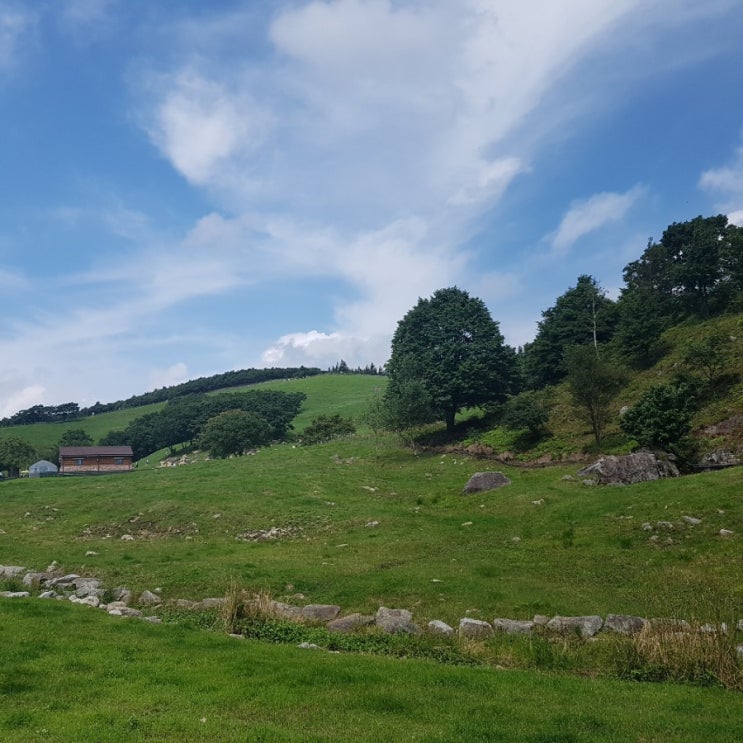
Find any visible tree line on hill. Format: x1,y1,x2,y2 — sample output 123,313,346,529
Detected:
0,367,321,427
379,214,743,460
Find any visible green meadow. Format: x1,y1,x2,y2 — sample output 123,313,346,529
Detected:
2,373,743,741
2,599,742,743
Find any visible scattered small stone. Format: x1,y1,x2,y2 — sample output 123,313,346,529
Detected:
431,578,442,583
682,516,702,526
532,499,544,505
642,522,653,531
365,520,380,528
327,613,375,633
38,591,57,599
719,529,734,537
511,536,521,543
120,534,135,541
297,642,322,650
0,591,30,598
362,486,378,493
462,521,473,527
657,521,674,530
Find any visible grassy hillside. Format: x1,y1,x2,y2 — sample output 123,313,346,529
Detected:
1,435,740,621
0,374,385,458
0,403,165,455
477,314,743,460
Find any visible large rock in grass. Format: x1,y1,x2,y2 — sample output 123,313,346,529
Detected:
492,618,534,635
546,615,603,638
577,453,679,486
604,614,647,635
458,617,493,640
302,604,341,622
375,607,421,635
327,613,375,633
462,472,511,494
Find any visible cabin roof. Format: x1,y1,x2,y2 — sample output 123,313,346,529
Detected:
59,446,133,457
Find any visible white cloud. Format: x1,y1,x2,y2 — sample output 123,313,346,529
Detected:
0,384,45,419
149,362,189,390
699,139,743,221
0,3,36,72
58,0,116,29
550,185,645,255
146,69,271,187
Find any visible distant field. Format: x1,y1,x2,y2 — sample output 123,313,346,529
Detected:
0,403,165,453
0,374,385,456
224,372,387,431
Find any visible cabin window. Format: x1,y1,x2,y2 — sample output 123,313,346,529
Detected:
75,458,84,466
114,457,124,465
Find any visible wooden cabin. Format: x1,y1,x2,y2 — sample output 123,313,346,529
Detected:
58,446,134,474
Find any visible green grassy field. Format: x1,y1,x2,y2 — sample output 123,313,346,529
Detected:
1,435,741,621
2,600,742,743
2,373,743,741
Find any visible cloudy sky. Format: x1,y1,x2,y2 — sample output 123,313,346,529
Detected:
1,0,743,416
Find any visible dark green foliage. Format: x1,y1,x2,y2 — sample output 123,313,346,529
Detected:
199,410,271,458
0,402,80,427
501,390,551,435
58,428,94,447
386,287,517,434
381,376,436,437
523,276,618,388
681,332,736,387
301,415,356,445
615,217,743,366
100,390,306,459
0,436,36,477
564,345,627,446
620,382,696,450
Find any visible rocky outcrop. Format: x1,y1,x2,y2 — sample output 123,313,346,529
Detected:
578,452,679,485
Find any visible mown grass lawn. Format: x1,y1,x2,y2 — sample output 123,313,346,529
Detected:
1,599,742,743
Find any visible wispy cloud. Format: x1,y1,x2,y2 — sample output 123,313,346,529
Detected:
549,185,645,255
0,2,36,72
699,137,743,225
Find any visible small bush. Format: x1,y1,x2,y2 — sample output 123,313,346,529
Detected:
302,415,356,445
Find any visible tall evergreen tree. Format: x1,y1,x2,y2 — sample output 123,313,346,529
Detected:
523,275,618,388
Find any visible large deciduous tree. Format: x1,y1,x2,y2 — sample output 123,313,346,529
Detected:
386,287,517,435
0,436,37,477
199,410,271,458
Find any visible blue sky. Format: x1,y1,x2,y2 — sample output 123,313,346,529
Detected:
2,0,743,416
